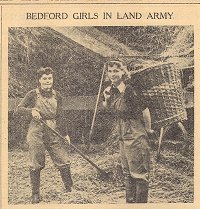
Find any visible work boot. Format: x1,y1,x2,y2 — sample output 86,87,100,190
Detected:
135,179,149,203
125,176,136,203
59,165,73,192
30,169,41,204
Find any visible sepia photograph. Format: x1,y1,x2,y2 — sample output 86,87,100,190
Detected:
7,26,194,205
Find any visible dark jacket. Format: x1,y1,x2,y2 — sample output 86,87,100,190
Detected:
103,84,147,119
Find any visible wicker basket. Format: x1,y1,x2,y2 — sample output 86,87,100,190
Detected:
131,63,187,129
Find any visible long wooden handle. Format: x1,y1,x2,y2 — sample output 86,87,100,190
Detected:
88,65,106,142
157,127,164,159
40,119,106,173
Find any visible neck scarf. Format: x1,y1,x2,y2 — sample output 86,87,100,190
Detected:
38,87,54,98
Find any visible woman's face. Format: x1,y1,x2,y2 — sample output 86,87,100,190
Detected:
39,73,53,90
107,64,124,86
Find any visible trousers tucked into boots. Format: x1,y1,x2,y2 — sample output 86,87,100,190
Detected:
125,176,149,203
125,176,136,203
135,179,149,203
29,165,72,204
30,169,41,204
59,165,73,192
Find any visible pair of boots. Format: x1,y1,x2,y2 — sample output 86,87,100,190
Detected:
125,176,148,203
30,166,73,204
59,166,73,193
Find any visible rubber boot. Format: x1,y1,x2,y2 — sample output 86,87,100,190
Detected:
135,179,149,203
125,176,136,203
30,169,41,204
59,165,73,192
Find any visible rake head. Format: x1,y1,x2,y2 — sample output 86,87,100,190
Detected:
96,169,114,181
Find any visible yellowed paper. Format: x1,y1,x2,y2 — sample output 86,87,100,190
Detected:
1,1,199,209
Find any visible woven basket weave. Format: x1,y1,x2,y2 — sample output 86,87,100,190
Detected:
131,63,187,128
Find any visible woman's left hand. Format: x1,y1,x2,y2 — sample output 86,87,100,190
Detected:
64,135,71,145
146,129,156,141
146,129,154,134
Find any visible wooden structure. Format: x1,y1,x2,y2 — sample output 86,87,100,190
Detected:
8,91,194,112
8,96,102,111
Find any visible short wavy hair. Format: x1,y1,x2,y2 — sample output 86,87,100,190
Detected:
104,60,131,82
37,67,54,81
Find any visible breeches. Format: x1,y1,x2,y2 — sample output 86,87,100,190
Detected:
27,120,70,170
119,136,150,182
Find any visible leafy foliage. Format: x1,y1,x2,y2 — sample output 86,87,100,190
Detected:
8,27,104,98
96,26,185,55
8,26,193,98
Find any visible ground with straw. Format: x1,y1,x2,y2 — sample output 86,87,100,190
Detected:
8,134,193,204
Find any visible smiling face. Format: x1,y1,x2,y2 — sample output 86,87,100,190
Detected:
107,64,125,86
39,73,53,90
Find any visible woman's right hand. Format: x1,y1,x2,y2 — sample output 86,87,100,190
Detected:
31,108,41,120
64,135,71,146
103,86,112,101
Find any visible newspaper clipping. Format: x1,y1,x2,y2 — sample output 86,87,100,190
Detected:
0,1,199,209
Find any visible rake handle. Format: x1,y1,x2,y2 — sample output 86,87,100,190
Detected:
40,119,105,174
88,65,106,142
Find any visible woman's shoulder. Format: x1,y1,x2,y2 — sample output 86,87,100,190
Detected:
125,84,137,96
24,89,37,98
53,90,63,101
